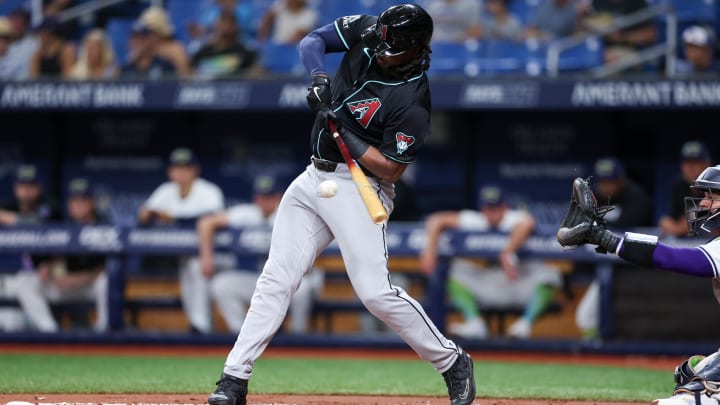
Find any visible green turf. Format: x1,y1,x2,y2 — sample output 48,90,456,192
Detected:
0,353,670,401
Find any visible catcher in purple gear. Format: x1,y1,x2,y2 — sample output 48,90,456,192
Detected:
557,166,720,405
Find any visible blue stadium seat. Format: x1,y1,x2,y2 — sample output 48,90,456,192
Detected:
249,0,276,19
552,37,604,72
0,0,27,15
429,41,477,77
166,0,207,45
467,39,535,75
317,0,397,25
106,18,134,66
259,42,304,75
663,0,717,24
509,0,542,26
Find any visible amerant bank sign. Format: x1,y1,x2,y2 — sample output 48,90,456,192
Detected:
0,83,144,108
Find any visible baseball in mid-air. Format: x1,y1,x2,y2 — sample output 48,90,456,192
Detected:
317,180,338,198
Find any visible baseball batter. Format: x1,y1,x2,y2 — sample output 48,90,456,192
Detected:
557,168,720,405
208,4,476,405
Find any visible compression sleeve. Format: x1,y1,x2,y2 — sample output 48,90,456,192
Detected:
653,244,718,277
617,232,716,277
299,23,346,76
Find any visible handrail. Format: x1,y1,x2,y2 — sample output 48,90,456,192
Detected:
546,2,677,78
57,0,129,24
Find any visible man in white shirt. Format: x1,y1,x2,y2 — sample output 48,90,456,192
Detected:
197,174,323,334
138,147,225,333
257,0,319,44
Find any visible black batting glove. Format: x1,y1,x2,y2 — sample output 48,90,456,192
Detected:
306,73,331,112
317,106,337,133
317,108,369,159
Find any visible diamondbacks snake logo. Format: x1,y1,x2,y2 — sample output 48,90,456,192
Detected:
347,98,382,128
395,132,415,154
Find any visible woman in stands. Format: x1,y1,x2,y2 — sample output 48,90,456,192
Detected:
70,28,118,80
28,17,76,79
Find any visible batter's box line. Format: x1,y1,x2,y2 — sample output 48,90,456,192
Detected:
4,402,211,405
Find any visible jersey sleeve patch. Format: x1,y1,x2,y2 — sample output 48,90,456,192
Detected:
395,132,415,155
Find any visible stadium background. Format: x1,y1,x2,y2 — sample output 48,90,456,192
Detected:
1,0,720,354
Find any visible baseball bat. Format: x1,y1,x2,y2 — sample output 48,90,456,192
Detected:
328,120,388,224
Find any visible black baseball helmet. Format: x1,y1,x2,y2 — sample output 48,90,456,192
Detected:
361,3,433,57
685,165,720,236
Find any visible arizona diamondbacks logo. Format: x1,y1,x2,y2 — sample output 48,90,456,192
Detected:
347,98,381,128
341,15,360,29
395,132,415,154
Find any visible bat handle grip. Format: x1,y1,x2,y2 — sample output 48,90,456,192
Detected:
327,119,338,135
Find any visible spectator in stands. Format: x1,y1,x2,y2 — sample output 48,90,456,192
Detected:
658,141,713,238
257,0,318,45
121,6,191,79
574,156,653,339
478,0,524,41
69,28,118,80
422,0,483,43
196,174,323,334
187,0,256,55
122,26,175,79
580,0,657,64
14,178,110,332
419,184,563,339
525,0,582,40
28,17,76,79
138,147,225,334
675,25,720,77
4,7,37,80
191,11,258,79
0,16,13,80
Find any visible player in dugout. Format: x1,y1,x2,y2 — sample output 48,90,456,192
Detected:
207,4,476,405
557,167,720,405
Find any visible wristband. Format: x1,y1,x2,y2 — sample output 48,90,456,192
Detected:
618,232,658,267
339,128,370,159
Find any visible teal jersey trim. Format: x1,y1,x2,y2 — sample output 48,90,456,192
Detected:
334,20,350,50
337,73,424,109
316,128,326,158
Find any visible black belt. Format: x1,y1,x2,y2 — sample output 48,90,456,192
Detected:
312,157,338,172
311,156,379,180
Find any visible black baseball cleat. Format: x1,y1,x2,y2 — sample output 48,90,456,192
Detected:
208,373,248,405
442,349,476,405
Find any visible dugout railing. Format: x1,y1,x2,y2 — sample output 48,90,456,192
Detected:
0,223,620,333
1,223,719,356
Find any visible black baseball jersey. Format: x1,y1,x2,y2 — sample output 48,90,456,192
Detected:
310,15,431,167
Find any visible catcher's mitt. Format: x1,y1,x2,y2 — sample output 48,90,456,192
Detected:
556,177,616,252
